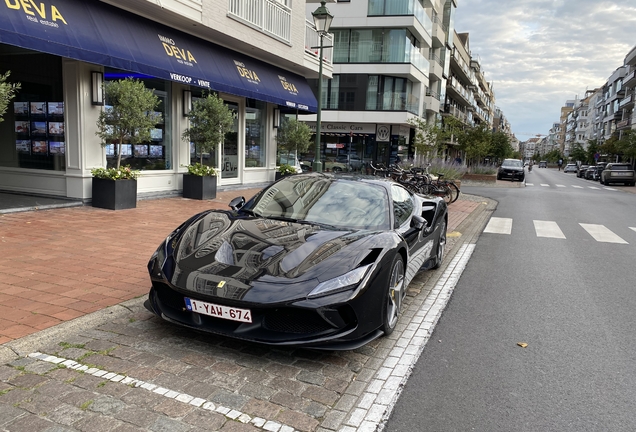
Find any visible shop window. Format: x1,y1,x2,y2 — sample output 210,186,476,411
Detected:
103,70,171,170
0,47,65,171
244,99,267,170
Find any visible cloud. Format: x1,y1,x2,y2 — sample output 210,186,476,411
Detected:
454,0,636,137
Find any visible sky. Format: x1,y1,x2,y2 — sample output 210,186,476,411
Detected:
453,0,636,140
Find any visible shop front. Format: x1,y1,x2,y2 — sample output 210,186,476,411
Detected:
0,0,317,201
303,122,414,172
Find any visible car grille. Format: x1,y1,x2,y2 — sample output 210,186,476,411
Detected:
263,309,334,334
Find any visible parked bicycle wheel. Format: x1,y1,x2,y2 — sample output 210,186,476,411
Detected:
446,182,460,203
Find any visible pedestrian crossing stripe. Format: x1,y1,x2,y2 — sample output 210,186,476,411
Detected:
572,185,584,188
556,184,566,187
484,217,512,234
534,220,566,239
540,184,550,187
579,223,628,244
483,218,631,244
588,186,600,190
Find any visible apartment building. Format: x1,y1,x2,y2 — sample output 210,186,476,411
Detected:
0,0,328,200
616,47,636,139
299,0,455,168
442,32,495,159
300,0,502,168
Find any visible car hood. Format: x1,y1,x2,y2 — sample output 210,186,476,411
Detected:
165,211,383,303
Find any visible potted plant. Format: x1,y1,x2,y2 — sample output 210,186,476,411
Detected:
275,117,311,179
94,78,161,210
182,92,234,200
0,71,21,122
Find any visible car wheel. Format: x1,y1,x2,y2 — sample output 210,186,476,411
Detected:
432,220,447,270
381,254,405,335
600,178,604,185
332,166,342,173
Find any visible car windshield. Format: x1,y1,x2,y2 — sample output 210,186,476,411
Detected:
245,175,391,231
502,160,523,167
612,165,630,170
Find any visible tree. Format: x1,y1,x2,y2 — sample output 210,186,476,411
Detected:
585,139,599,164
408,116,446,160
275,117,312,157
599,135,620,161
489,131,513,162
0,71,21,123
460,123,491,165
182,92,235,167
96,78,161,169
617,129,636,164
569,143,587,163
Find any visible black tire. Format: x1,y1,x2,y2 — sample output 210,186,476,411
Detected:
332,166,342,173
446,182,460,203
432,220,447,269
440,185,453,204
381,254,405,335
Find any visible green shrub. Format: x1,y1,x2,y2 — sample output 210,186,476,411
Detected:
278,163,297,176
183,162,217,176
90,166,140,180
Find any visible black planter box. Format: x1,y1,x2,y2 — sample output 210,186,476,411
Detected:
183,174,217,200
91,177,137,210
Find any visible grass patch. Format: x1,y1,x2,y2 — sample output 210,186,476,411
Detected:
58,342,86,349
97,381,107,388
80,400,93,410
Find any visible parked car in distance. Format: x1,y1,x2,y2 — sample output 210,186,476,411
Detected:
584,165,597,180
593,162,607,181
564,163,578,173
497,158,525,182
577,164,589,178
336,154,363,170
600,163,636,186
538,161,548,168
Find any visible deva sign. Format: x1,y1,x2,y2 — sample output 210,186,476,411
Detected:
4,0,67,25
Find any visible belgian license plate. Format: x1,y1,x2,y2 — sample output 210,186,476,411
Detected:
185,297,252,323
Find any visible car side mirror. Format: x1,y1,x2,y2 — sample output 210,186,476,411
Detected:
229,196,245,211
411,214,426,230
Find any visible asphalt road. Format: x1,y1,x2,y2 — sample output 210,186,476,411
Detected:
386,168,636,431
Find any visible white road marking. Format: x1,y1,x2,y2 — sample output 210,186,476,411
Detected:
354,244,476,431
572,185,584,188
556,184,566,188
540,184,550,187
588,186,600,190
28,353,280,430
630,227,636,234
603,187,617,191
579,223,628,244
526,183,534,186
534,220,566,239
484,217,512,234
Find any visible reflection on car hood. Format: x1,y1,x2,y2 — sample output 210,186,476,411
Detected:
168,211,379,302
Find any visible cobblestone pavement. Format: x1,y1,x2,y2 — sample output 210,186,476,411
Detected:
0,189,493,432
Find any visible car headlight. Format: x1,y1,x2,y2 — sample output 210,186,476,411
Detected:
308,264,373,299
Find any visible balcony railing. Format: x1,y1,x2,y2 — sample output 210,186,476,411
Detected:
229,0,291,43
619,94,634,108
617,118,632,129
426,88,439,100
305,20,333,67
429,52,443,66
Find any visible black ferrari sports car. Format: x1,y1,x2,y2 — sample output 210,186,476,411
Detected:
145,173,448,349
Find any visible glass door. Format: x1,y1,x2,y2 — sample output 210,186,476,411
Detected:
221,102,239,182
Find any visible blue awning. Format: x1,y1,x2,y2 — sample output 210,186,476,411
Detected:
0,0,317,112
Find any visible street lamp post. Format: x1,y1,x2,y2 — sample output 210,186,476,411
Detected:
311,0,333,173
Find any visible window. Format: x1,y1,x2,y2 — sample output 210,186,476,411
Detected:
391,184,413,228
105,69,171,171
0,46,65,171
244,99,266,170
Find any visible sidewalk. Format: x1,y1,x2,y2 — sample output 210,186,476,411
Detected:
0,188,480,344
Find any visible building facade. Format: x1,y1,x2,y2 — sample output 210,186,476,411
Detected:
0,0,329,201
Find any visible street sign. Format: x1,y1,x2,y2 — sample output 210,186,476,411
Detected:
594,152,600,161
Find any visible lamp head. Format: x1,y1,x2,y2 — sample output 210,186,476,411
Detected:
312,0,333,34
